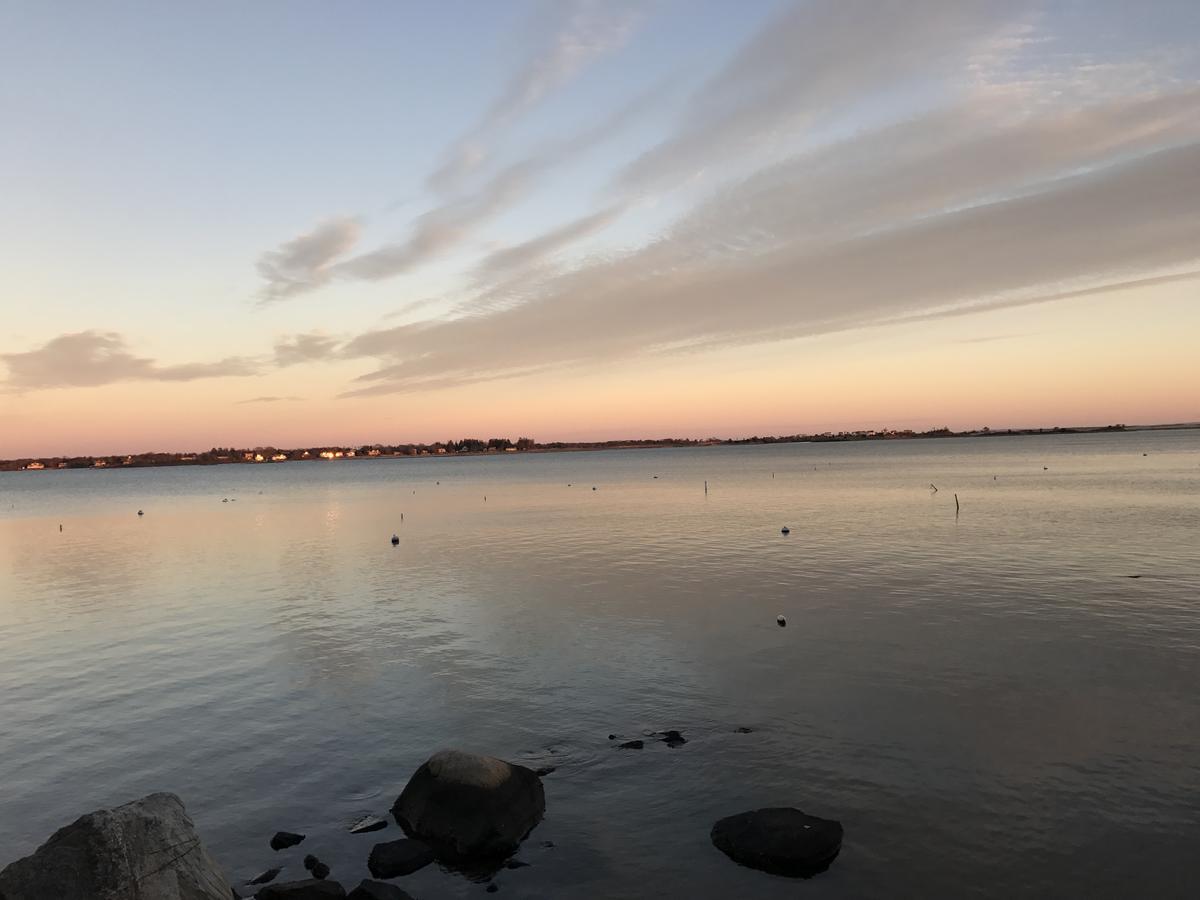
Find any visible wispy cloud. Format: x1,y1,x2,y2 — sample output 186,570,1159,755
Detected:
617,0,1028,195
257,216,361,303
274,332,342,366
336,100,1200,395
1,331,258,391
236,395,303,404
472,204,626,283
428,0,645,193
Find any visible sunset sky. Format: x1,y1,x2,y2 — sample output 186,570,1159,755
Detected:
3,0,1199,458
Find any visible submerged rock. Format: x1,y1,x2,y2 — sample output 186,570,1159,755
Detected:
391,749,545,862
271,832,306,851
734,726,754,734
367,839,434,879
348,815,389,835
249,866,284,885
346,881,418,900
710,807,842,877
659,730,687,748
310,862,330,880
0,791,232,900
618,739,644,750
255,880,346,899
303,855,319,872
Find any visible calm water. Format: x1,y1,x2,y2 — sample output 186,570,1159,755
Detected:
2,433,1198,898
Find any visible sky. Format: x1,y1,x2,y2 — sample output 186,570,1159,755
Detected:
2,0,1199,457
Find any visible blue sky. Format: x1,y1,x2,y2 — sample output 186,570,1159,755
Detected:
2,1,1199,455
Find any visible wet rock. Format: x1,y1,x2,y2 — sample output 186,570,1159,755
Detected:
303,855,318,872
391,749,545,862
710,807,842,877
607,734,617,740
271,832,306,851
659,730,687,748
486,885,499,893
504,859,530,869
534,765,557,777
618,740,644,750
367,839,434,878
255,880,346,899
540,841,555,849
734,726,754,734
0,791,232,900
249,867,284,885
311,862,330,880
349,815,389,835
346,881,418,900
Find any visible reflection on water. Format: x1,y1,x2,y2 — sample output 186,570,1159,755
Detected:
2,432,1199,898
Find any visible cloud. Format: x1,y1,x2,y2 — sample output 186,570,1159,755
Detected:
336,113,1200,395
334,87,658,285
274,332,342,366
1,331,258,391
617,0,1028,195
256,216,361,302
472,204,626,283
236,395,302,404
428,0,644,193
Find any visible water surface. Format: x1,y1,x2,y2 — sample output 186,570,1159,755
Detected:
2,432,1198,898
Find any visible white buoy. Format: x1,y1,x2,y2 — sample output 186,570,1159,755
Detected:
776,615,787,627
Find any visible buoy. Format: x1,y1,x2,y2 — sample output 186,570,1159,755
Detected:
390,534,399,546
592,486,597,491
776,615,787,627
781,526,790,535
137,510,144,516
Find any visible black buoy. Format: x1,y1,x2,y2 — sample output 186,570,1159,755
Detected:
592,486,597,491
390,534,399,546
137,509,144,516
776,614,787,627
781,526,790,535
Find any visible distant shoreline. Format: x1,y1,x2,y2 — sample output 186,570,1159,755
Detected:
3,422,1197,473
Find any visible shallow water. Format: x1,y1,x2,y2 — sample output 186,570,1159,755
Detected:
2,432,1198,898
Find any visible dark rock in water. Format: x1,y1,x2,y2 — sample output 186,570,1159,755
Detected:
710,807,843,877
391,749,546,862
734,726,754,733
249,867,284,885
256,880,346,899
347,880,418,900
607,733,617,740
349,815,389,835
618,739,644,750
0,791,232,900
534,765,557,777
311,862,330,880
540,841,555,849
303,855,318,872
367,838,434,878
271,831,306,851
660,730,687,748
486,884,499,893
504,859,530,869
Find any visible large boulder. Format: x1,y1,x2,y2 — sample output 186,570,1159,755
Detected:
346,881,418,900
710,807,843,877
391,750,545,862
366,839,433,878
0,792,231,900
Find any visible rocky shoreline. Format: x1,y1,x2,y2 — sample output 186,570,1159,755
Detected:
0,746,842,898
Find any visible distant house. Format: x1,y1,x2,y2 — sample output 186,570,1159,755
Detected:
436,447,447,454
271,453,287,461
367,449,381,456
93,459,107,468
320,450,336,459
25,461,45,470
254,453,265,462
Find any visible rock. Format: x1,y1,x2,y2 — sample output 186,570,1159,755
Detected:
310,862,330,880
486,885,498,893
617,740,643,750
0,791,232,900
607,734,616,740
348,816,388,835
734,726,754,734
540,841,555,849
249,867,284,885
710,808,842,877
504,860,529,869
391,750,546,861
303,856,318,872
659,730,687,748
346,881,418,900
533,765,556,777
367,839,434,878
255,880,346,899
776,615,787,627
270,832,306,851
